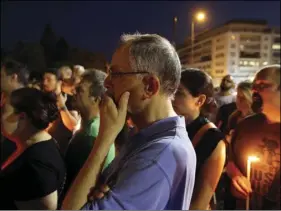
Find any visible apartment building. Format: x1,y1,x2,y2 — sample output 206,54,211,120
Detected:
177,20,280,86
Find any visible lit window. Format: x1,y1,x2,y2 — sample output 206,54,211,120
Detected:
239,61,243,65
272,44,281,50
262,61,268,66
244,61,248,65
231,35,236,40
249,61,255,66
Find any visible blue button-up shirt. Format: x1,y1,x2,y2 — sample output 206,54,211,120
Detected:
82,116,196,210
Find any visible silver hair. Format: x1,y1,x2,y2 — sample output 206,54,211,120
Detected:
120,33,182,97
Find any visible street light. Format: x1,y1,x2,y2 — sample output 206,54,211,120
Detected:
191,11,206,64
173,16,178,46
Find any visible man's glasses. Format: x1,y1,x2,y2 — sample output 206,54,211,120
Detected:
107,68,149,80
252,83,274,92
223,79,233,83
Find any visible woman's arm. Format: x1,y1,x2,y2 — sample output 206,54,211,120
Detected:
190,140,226,210
15,191,58,210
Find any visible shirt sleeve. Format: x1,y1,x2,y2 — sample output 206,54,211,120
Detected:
81,156,170,210
14,158,58,201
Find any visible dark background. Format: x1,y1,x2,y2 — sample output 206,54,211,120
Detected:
1,1,280,67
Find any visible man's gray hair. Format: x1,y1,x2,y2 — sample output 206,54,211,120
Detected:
120,33,182,96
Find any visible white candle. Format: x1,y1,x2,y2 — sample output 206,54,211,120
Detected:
246,156,259,210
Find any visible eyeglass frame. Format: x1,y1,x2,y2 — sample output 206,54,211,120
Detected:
252,82,276,92
107,68,150,80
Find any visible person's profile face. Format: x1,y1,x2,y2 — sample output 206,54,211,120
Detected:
1,67,8,92
173,84,198,119
105,46,144,114
222,76,234,90
1,67,14,93
43,73,58,92
74,81,92,111
236,88,252,113
252,73,280,114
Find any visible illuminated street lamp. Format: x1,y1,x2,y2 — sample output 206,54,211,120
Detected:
173,16,178,46
191,11,206,64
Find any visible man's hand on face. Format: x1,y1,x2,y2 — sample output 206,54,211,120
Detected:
99,92,130,139
231,175,252,199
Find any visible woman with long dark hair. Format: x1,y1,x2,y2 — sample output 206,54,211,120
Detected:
173,68,226,210
0,88,66,209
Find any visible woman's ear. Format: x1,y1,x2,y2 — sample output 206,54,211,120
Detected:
196,94,207,107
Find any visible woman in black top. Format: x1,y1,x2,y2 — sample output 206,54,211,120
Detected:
173,68,226,210
0,88,66,210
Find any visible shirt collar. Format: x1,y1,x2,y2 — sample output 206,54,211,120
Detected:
137,115,186,139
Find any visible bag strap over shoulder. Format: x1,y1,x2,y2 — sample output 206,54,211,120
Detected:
192,122,217,148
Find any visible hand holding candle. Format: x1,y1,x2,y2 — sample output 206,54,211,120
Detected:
246,155,259,210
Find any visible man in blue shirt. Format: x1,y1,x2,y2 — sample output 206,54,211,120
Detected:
62,33,196,210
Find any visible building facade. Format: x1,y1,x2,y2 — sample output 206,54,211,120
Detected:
177,20,280,86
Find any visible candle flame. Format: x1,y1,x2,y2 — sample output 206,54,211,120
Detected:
248,156,259,162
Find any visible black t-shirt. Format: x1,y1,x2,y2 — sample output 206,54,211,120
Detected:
230,113,280,209
48,93,75,154
186,116,225,176
0,140,66,209
216,102,237,134
1,135,17,164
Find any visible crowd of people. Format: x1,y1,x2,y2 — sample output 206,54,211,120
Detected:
0,33,280,210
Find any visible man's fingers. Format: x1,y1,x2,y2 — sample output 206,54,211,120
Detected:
100,184,110,193
100,95,111,109
87,189,105,201
232,179,248,198
94,189,104,199
238,177,252,193
231,183,247,199
118,92,130,116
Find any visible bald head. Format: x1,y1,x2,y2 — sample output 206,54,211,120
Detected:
255,64,280,86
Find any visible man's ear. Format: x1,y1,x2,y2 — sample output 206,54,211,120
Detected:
142,75,160,98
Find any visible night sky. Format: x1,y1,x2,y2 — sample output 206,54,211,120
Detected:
1,1,280,60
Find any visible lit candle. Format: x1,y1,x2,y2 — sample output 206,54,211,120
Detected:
246,156,259,210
